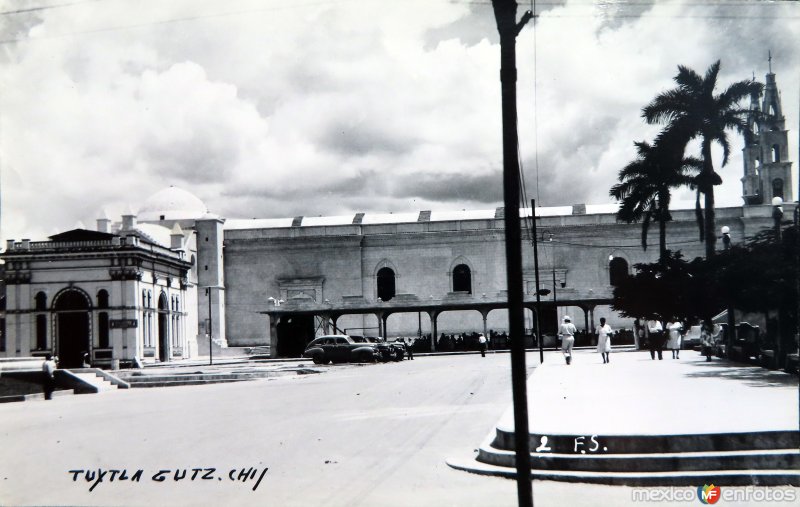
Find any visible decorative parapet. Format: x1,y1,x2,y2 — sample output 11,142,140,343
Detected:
392,293,420,302
5,271,32,284
109,267,143,281
572,204,586,215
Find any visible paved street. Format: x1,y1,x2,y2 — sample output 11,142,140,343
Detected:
1,353,529,507
3,350,798,507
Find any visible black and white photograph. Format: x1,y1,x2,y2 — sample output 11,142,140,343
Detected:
0,0,798,505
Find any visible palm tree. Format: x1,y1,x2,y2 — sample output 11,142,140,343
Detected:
642,60,762,258
610,139,700,260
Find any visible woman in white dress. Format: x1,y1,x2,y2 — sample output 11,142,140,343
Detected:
596,317,613,364
666,321,682,359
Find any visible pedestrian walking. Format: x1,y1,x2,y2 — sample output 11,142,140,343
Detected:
647,319,664,360
596,317,613,364
42,354,57,400
666,321,682,359
700,323,718,362
559,316,577,365
406,337,414,360
478,334,487,357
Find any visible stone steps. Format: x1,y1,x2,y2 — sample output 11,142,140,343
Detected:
495,430,800,454
447,459,800,486
68,372,118,392
118,369,308,388
458,430,800,486
124,378,254,388
478,447,800,472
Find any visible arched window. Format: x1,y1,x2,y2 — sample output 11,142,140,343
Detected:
609,257,629,286
452,264,472,294
97,290,109,309
35,292,48,350
772,179,784,200
36,315,47,350
772,144,780,163
377,267,396,302
98,312,109,348
55,290,89,310
35,292,47,311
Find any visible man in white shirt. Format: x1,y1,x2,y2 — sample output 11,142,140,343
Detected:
42,354,57,400
559,316,577,365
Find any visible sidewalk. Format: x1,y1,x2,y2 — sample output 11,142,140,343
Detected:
449,348,800,485
519,348,798,436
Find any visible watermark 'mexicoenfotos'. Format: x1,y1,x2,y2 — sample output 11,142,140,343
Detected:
632,485,797,503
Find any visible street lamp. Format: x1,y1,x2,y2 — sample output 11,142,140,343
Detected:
721,226,735,357
770,197,785,367
772,196,784,241
267,297,284,307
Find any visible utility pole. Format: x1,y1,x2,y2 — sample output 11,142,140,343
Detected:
492,2,534,506
531,199,544,364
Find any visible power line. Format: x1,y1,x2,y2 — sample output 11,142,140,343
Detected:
0,0,346,45
0,0,106,16
3,0,795,46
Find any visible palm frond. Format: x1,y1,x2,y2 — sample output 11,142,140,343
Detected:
702,60,721,96
674,64,703,91
718,80,762,110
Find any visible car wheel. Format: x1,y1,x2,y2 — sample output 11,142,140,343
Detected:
312,354,325,365
393,349,403,362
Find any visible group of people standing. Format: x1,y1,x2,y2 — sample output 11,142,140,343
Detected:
558,316,687,365
637,319,685,360
557,315,613,365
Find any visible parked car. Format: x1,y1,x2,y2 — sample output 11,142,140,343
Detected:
682,325,702,350
385,338,407,361
350,336,400,362
303,335,377,364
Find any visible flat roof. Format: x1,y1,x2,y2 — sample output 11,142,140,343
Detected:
224,200,701,231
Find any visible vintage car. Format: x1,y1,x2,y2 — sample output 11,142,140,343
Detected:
303,335,377,364
385,337,411,360
682,325,702,350
351,336,405,362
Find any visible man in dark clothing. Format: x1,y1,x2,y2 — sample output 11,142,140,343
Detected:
647,320,665,360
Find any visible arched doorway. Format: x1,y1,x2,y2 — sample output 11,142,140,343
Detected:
609,257,629,286
158,293,170,362
54,289,91,368
377,267,396,301
452,264,472,294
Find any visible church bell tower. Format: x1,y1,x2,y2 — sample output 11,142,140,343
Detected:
741,53,793,205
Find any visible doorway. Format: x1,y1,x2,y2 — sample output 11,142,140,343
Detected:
54,289,91,368
158,293,170,362
276,315,315,357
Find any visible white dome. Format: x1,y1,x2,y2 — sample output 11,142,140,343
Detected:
138,186,208,221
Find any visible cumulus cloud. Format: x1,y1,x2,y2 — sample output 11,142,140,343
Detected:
0,0,797,241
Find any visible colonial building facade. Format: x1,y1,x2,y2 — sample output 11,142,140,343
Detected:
0,70,794,363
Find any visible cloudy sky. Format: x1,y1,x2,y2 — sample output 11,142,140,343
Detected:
1,0,798,241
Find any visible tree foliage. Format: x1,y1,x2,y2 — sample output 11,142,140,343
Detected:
610,139,700,259
612,223,798,333
641,60,762,258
